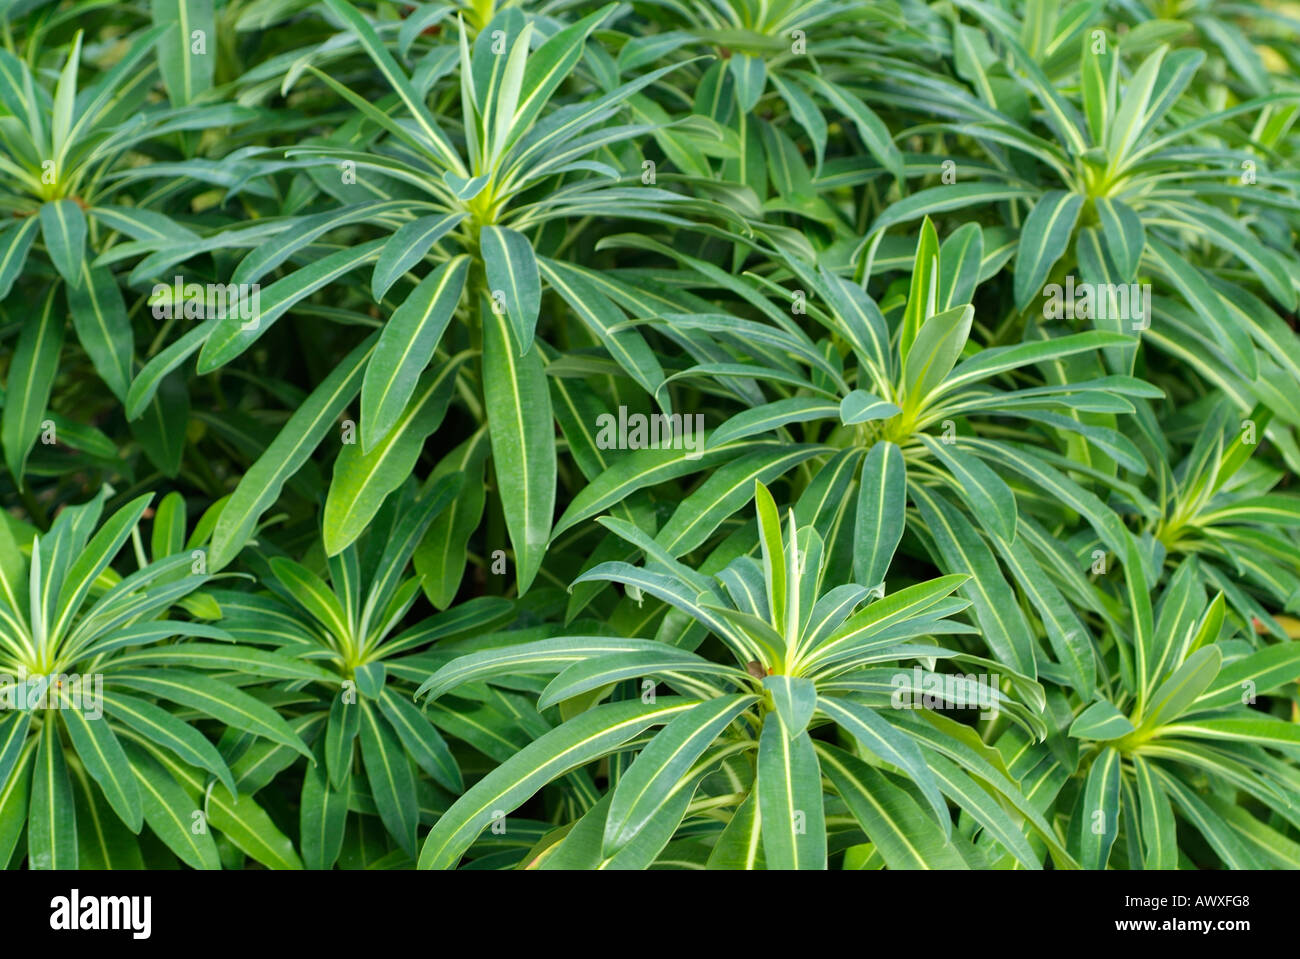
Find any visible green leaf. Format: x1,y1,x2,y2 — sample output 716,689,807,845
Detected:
482,295,554,595
818,743,965,870
2,285,64,482
67,263,133,401
206,784,303,869
101,689,235,795
371,214,465,302
197,239,385,373
1069,701,1134,740
300,736,348,870
919,435,1017,543
911,486,1037,679
902,305,973,409
418,698,695,869
854,440,906,589
481,226,542,354
1094,197,1144,281
362,256,469,450
121,742,220,869
1131,755,1176,869
359,699,419,856
839,391,901,426
763,675,816,737
1079,747,1120,869
0,217,38,300
208,334,376,570
378,688,461,793
151,0,214,106
757,715,825,869
603,695,756,858
29,718,77,869
39,200,87,286
109,669,312,761
60,704,142,833
327,358,464,554
1141,646,1222,731
816,695,951,837
1013,190,1082,311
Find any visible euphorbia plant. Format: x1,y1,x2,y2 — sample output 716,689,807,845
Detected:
413,481,1063,869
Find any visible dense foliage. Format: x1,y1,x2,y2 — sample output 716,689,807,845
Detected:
0,0,1298,870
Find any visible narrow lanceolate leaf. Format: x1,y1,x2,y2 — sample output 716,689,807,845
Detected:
109,669,312,761
0,711,32,794
359,700,419,856
818,743,965,870
319,0,465,174
372,214,465,301
39,200,87,286
208,334,376,570
206,785,303,869
537,649,740,710
1145,236,1256,378
68,263,133,400
2,285,64,481
757,715,826,869
29,719,77,869
416,636,672,702
1140,646,1222,731
300,738,348,870
101,690,236,795
121,743,220,869
854,440,905,588
1132,755,1176,869
377,687,462,793
1013,191,1082,310
1196,642,1300,710
418,698,695,869
816,695,950,837
1079,747,1121,870
919,435,1017,542
706,790,764,869
361,256,469,449
325,694,358,791
902,305,973,407
151,0,214,106
603,695,757,858
60,703,142,832
1094,197,1144,281
1122,534,1156,717
414,428,490,608
196,239,385,373
1069,701,1134,740
327,357,464,554
481,226,541,354
911,486,1037,678
0,217,38,300
482,294,554,595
